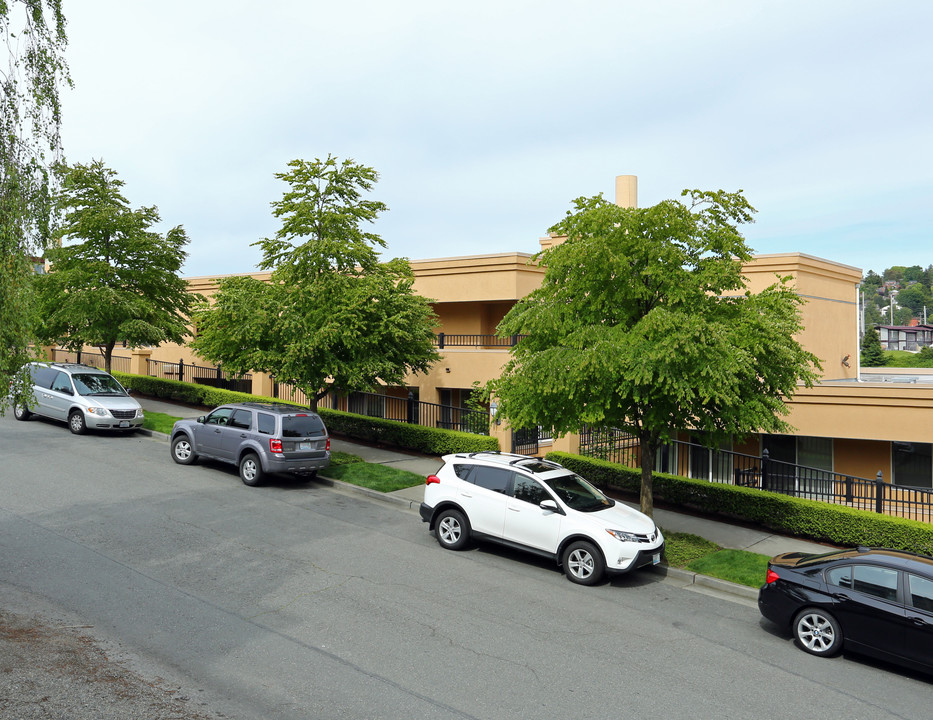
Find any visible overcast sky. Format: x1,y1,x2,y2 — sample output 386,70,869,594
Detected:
58,1,932,278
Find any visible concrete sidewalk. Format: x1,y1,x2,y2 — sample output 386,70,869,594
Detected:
139,395,835,580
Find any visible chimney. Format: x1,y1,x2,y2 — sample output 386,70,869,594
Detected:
539,174,638,251
615,175,637,208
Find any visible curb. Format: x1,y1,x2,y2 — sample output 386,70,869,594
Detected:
649,564,759,600
317,474,420,510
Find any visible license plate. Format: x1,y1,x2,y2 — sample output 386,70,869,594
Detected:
652,553,661,565
299,441,312,450
118,421,130,428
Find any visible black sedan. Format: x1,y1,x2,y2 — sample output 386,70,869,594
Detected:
758,546,933,673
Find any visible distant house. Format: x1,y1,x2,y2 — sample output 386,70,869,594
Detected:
876,324,933,352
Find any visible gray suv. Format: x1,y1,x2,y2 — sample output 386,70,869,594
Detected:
12,362,144,434
169,402,330,486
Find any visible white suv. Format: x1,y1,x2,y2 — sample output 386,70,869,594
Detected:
419,452,664,585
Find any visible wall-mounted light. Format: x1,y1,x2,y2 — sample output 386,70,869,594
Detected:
445,367,450,373
842,354,850,368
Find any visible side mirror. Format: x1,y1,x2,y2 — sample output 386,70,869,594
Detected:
197,415,206,423
540,499,563,514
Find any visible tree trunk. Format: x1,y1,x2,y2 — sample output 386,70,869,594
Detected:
639,432,656,517
103,341,116,374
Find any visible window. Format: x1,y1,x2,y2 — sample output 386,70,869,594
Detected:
229,409,252,430
33,366,57,389
282,414,325,437
257,413,275,435
511,475,550,506
206,408,233,426
828,564,898,601
469,466,511,493
51,372,72,394
908,574,933,613
893,442,932,488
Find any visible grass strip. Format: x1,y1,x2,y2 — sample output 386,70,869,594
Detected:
324,462,425,493
685,549,770,588
141,411,180,434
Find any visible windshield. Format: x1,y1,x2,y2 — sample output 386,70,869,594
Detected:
72,373,126,396
542,473,614,512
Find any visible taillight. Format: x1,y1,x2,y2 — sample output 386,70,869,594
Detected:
426,474,440,485
326,438,330,451
269,438,283,453
765,569,780,584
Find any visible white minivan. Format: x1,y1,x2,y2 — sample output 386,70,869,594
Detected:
11,362,144,434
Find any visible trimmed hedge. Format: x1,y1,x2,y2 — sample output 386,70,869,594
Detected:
115,371,498,456
547,451,933,556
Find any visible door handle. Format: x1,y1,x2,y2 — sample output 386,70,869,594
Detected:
909,616,927,626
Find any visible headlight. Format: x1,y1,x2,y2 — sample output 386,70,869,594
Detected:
136,408,145,418
606,529,640,543
87,407,108,417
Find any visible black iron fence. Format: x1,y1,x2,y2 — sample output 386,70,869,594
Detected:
52,348,131,374
579,427,933,523
321,390,489,435
434,333,526,349
147,357,252,394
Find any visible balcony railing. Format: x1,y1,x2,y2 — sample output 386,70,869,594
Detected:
434,333,526,349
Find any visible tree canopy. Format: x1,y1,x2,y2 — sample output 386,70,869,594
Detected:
34,159,199,372
191,156,439,407
490,190,821,516
1,0,70,406
860,328,886,367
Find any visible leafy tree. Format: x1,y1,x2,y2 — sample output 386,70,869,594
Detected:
863,302,883,328
903,265,925,284
34,160,199,373
860,328,886,367
860,270,883,294
191,156,440,407
896,283,930,317
1,1,70,408
893,305,914,326
490,190,820,517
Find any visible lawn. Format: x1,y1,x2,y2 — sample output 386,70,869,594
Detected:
662,530,769,588
323,461,425,493
141,411,180,434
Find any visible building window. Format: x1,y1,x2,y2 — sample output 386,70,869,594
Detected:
893,442,932,488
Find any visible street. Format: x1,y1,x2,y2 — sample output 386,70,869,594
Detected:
0,412,930,720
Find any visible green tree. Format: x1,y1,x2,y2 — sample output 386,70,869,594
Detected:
1,1,70,407
895,283,930,317
860,269,883,295
191,156,440,407
34,160,199,373
490,190,820,517
860,328,886,367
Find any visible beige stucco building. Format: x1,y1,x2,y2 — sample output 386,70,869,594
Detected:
87,176,933,488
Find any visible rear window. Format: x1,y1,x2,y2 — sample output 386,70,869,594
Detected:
33,366,57,389
281,414,325,437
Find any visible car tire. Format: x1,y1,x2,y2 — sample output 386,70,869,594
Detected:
435,508,470,550
13,403,31,421
793,608,843,657
68,411,87,435
170,436,198,465
562,540,605,586
239,452,264,487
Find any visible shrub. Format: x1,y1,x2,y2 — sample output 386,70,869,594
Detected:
115,372,499,455
547,451,933,556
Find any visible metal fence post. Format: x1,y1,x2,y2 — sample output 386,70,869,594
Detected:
437,332,445,349
179,358,185,383
875,471,885,514
845,477,854,504
407,391,415,424
761,449,770,491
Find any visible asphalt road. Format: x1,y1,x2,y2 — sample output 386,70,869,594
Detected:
1,411,930,719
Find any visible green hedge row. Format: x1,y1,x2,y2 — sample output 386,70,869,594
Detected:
115,372,498,456
547,451,933,556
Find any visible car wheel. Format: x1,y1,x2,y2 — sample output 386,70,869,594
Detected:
562,540,605,585
13,403,31,421
171,436,198,465
435,508,470,550
794,608,843,657
239,453,264,487
68,411,87,435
